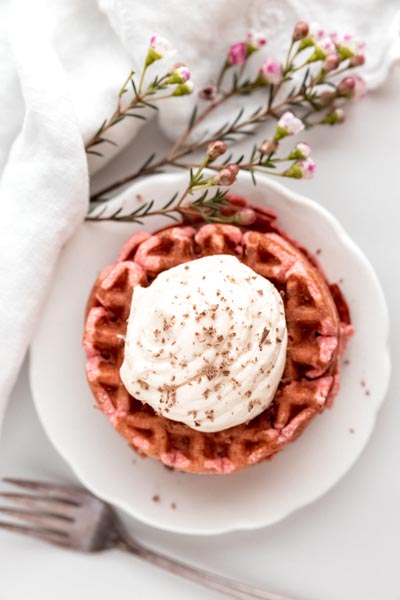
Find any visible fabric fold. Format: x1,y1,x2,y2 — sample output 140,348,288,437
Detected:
0,0,89,425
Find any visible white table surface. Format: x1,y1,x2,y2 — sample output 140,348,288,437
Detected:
1,68,399,600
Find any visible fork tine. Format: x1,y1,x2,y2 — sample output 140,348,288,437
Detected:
0,492,77,517
0,507,73,532
2,478,83,503
0,520,68,546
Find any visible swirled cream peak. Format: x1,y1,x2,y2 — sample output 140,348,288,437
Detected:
120,255,287,433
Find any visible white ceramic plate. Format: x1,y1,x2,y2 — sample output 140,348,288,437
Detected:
30,172,390,535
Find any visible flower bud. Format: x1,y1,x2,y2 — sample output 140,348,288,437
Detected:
199,85,217,101
207,141,227,161
322,53,340,72
237,208,257,226
168,65,190,84
213,164,240,186
320,108,346,125
275,112,305,140
334,108,346,123
228,42,247,65
337,76,356,95
283,158,316,179
260,139,278,155
349,53,365,67
172,81,194,96
288,142,311,160
146,34,176,66
318,90,335,106
292,21,309,41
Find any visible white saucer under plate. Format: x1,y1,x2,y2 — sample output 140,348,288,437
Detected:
30,172,390,535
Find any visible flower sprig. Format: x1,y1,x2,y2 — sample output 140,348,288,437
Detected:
88,132,315,224
86,35,193,156
88,22,367,224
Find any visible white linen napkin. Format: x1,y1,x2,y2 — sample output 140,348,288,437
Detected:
0,0,399,433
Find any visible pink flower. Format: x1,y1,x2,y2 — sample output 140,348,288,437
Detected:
353,76,367,100
149,34,175,58
276,112,305,139
317,37,336,56
283,157,316,179
331,32,366,59
228,42,248,65
309,22,326,42
247,31,267,49
299,158,316,179
146,34,176,65
259,57,282,85
168,65,190,84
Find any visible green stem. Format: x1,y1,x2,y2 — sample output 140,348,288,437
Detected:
216,62,229,90
283,40,295,74
137,65,148,96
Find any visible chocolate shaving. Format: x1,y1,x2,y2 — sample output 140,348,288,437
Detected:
259,327,270,350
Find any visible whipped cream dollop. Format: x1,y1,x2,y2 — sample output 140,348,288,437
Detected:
120,255,287,433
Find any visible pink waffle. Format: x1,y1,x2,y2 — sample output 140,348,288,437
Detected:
83,199,354,474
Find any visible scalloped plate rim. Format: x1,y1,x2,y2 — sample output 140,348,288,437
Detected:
30,171,391,535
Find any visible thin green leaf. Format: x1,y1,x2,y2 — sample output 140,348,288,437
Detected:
250,143,258,162
111,207,124,218
143,199,154,215
162,192,179,210
125,113,147,120
128,203,150,217
189,105,198,129
131,78,138,97
231,107,244,128
162,212,180,222
87,150,104,157
141,99,158,110
139,153,156,171
232,72,239,91
93,119,107,138
99,137,118,147
222,153,233,165
88,205,107,219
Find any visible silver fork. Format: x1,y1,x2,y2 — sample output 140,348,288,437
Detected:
0,478,298,600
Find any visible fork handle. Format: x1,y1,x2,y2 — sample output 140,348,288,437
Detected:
118,537,298,600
